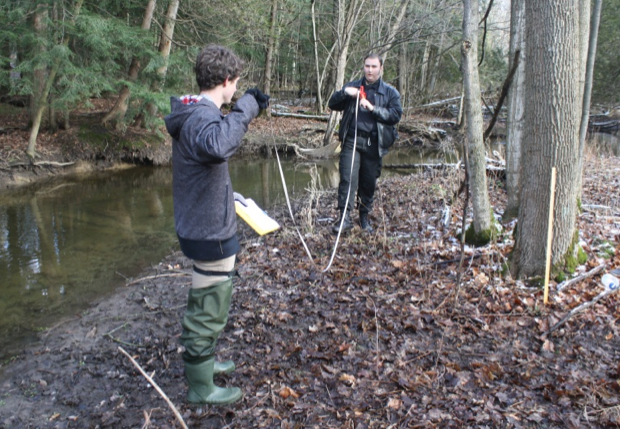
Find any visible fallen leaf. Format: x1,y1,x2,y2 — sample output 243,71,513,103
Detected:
387,397,402,409
542,339,555,352
339,373,356,385
279,386,300,399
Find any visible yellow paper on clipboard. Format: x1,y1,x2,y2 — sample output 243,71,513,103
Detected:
234,193,280,236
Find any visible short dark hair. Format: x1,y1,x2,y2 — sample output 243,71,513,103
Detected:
364,53,384,66
195,45,245,91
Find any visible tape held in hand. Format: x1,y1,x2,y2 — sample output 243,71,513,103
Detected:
359,85,366,100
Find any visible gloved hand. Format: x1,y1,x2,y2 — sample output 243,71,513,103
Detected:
245,88,270,110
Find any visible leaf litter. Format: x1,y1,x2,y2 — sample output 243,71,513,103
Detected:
0,154,619,429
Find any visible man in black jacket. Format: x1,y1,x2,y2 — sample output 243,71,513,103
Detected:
164,45,269,405
328,53,403,233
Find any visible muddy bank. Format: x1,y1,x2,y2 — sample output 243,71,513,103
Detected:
0,155,619,428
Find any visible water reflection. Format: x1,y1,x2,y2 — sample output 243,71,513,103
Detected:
0,147,454,359
0,167,177,359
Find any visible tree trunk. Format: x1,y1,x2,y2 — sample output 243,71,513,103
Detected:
323,0,367,146
102,0,156,130
398,42,407,105
375,0,410,60
27,0,85,159
30,3,48,128
137,0,178,129
263,0,279,118
419,40,431,94
311,0,324,112
156,0,179,80
428,32,445,94
503,0,525,221
512,0,581,278
461,0,493,241
577,0,602,194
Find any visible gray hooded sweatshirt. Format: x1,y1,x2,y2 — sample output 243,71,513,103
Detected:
164,93,259,261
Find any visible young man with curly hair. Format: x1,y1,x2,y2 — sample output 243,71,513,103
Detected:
164,44,269,405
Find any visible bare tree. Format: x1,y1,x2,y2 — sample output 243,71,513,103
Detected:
102,0,157,130
460,0,494,244
577,0,603,193
503,0,525,221
311,0,324,111
137,0,179,128
262,0,279,118
27,0,85,160
323,0,368,146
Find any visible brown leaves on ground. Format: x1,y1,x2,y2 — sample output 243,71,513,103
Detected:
0,155,619,429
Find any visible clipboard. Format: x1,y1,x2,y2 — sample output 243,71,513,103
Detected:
234,192,280,236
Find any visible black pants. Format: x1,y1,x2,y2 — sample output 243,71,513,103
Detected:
337,134,382,215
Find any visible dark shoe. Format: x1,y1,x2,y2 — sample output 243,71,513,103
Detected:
185,358,243,405
332,211,353,234
360,213,373,232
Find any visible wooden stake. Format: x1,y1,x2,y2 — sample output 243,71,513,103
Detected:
543,167,557,305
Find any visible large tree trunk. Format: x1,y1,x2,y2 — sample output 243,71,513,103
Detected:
503,0,525,221
102,0,156,130
512,0,581,278
27,0,85,160
461,0,493,242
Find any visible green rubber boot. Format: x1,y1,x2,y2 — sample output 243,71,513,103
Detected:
180,279,234,363
214,360,235,375
185,358,242,405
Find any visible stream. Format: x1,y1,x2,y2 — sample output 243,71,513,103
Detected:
0,146,458,360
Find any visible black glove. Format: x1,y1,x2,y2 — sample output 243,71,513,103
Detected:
245,87,270,110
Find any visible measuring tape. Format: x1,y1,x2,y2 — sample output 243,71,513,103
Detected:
271,87,364,272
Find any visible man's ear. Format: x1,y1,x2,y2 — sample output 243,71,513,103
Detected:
223,76,231,87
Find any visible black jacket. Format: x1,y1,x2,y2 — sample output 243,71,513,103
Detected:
164,94,259,261
328,78,403,157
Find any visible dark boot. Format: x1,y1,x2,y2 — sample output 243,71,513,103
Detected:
332,210,353,234
360,212,373,232
185,358,242,405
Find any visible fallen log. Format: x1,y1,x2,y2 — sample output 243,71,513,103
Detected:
383,162,460,170
10,160,76,168
272,111,329,121
383,162,503,174
408,96,462,110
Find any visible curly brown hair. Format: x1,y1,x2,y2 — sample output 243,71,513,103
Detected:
195,45,245,91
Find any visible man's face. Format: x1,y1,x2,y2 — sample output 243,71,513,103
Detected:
363,57,383,84
223,76,240,104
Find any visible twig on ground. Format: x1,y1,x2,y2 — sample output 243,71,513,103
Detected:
556,263,606,292
542,286,620,339
118,346,189,429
